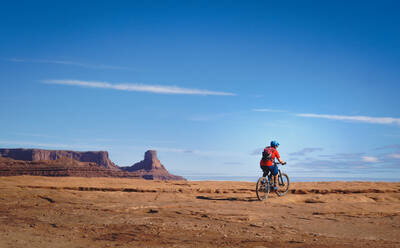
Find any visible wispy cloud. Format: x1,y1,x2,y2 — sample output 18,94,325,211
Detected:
362,156,379,163
252,108,287,112
388,153,400,159
43,79,236,96
253,109,400,126
376,144,400,150
154,147,195,154
250,148,264,156
154,146,244,158
251,94,264,98
289,148,323,156
296,113,400,125
318,152,365,160
287,148,400,180
6,58,130,70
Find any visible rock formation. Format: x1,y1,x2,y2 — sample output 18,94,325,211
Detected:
0,148,185,180
0,156,139,178
121,150,186,180
0,148,119,170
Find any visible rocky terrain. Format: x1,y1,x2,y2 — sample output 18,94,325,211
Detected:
0,148,119,169
0,148,185,180
0,156,140,178
0,176,399,248
121,150,186,180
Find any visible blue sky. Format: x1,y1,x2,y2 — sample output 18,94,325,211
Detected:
1,0,399,181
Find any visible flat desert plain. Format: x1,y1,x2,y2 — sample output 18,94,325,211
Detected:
0,176,399,248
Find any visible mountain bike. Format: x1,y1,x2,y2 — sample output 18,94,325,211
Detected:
256,162,290,201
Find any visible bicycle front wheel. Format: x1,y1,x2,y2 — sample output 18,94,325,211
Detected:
256,177,270,201
276,173,290,196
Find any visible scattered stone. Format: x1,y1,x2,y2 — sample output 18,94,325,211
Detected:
148,209,159,214
38,195,55,203
305,198,326,203
289,240,304,243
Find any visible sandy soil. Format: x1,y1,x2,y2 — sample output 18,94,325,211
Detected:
0,176,399,248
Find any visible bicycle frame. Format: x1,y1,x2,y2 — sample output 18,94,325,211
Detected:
257,162,289,200
266,162,287,188
265,162,283,179
267,169,283,182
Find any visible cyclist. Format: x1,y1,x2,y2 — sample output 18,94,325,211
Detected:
260,140,286,191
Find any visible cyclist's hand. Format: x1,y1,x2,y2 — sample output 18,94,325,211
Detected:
282,161,287,165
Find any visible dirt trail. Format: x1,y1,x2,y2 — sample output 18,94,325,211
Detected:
0,176,399,247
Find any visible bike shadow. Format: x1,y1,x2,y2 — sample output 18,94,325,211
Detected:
196,195,259,202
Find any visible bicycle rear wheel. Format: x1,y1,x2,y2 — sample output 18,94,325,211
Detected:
256,177,270,201
276,173,290,196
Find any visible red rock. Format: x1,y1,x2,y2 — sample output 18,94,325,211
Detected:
0,156,139,178
0,148,119,170
121,150,186,180
0,148,185,180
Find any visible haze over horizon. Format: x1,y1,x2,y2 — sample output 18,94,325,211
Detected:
1,1,399,181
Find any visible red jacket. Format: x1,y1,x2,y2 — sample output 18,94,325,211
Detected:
260,147,280,166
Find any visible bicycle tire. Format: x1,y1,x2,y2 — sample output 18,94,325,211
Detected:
256,177,270,201
276,173,290,196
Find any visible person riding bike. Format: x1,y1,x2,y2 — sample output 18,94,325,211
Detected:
260,140,286,191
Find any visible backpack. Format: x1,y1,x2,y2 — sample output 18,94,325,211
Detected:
262,146,274,161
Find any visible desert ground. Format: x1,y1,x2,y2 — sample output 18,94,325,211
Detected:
0,176,399,248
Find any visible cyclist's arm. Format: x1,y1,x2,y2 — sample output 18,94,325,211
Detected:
275,150,286,164
277,158,286,164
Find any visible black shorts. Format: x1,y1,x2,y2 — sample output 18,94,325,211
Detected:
260,164,278,176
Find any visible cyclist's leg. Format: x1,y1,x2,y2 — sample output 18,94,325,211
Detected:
261,166,268,177
270,164,279,189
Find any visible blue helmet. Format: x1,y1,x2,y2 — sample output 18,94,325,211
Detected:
270,140,280,147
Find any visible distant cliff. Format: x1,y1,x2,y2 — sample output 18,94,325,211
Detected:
121,150,186,180
0,148,119,170
0,156,139,178
0,148,185,180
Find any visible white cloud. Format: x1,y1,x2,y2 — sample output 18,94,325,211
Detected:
362,156,379,163
289,148,323,156
43,79,236,96
7,58,130,70
297,113,400,125
388,153,400,159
